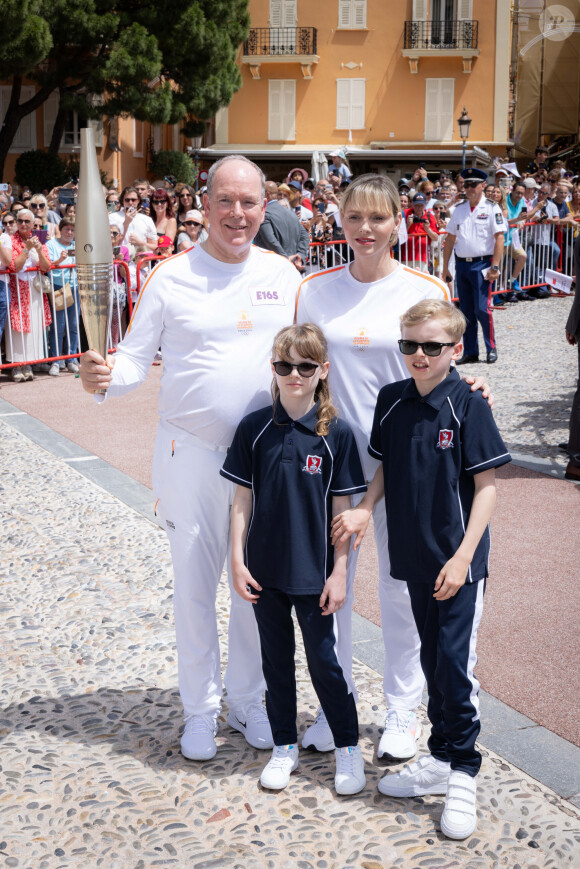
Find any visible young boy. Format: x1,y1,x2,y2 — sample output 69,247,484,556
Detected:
331,299,510,839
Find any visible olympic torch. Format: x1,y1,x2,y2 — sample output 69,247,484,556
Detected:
76,127,113,392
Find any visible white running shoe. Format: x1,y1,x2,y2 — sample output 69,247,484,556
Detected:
302,707,335,752
180,713,218,761
378,709,421,760
334,745,366,795
441,770,477,840
260,744,299,790
22,365,34,381
378,754,450,797
49,362,60,376
67,360,79,374
11,368,25,383
227,703,273,750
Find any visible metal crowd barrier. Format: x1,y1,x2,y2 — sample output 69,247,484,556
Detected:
307,220,578,300
0,260,131,371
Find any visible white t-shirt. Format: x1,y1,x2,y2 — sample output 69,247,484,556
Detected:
0,232,11,282
103,244,301,446
296,262,450,478
109,211,157,247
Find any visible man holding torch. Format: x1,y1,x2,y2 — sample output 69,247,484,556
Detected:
79,156,301,761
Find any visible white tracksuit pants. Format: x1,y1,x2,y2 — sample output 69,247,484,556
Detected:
336,495,425,712
153,420,265,719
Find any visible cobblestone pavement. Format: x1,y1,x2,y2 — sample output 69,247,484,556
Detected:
2,417,579,867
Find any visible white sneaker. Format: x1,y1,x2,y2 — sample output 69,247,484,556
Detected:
227,703,273,750
49,362,60,376
302,707,335,752
22,365,34,381
334,746,366,795
441,771,477,840
180,713,218,761
67,360,79,374
378,754,450,797
260,744,299,790
378,709,421,760
11,367,25,383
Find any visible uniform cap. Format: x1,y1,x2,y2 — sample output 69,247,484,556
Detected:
460,167,488,183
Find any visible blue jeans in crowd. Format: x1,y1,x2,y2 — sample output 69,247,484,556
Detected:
0,280,9,344
48,285,79,364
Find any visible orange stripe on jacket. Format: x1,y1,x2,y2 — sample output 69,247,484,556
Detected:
293,265,346,323
402,266,451,301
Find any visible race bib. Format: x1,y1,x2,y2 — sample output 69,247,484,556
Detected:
249,288,285,306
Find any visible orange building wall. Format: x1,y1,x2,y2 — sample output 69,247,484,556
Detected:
227,0,500,147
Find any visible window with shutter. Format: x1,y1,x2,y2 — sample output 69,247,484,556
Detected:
134,120,144,157
270,0,296,27
1,86,37,152
43,92,59,148
412,0,427,20
457,0,473,19
338,0,367,28
424,78,454,140
336,79,365,130
268,80,296,141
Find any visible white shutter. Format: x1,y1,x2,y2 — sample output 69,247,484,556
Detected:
353,0,367,27
337,79,365,130
12,87,36,150
439,79,454,140
173,123,180,150
43,91,59,147
282,0,297,26
133,119,144,157
269,80,295,140
338,0,352,27
336,79,351,129
153,124,162,151
412,0,427,20
424,79,454,140
424,79,441,139
350,79,365,129
87,94,104,148
457,0,473,20
270,0,282,27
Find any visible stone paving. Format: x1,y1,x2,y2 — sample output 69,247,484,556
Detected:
1,422,579,869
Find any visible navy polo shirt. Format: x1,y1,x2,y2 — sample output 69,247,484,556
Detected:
221,400,367,594
368,368,511,584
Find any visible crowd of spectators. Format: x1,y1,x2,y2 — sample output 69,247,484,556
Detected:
0,146,578,383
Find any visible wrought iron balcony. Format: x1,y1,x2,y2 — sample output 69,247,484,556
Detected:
403,20,478,50
243,27,317,57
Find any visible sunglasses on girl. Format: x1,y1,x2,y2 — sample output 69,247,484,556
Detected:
30,203,46,209
273,360,319,377
398,339,456,357
179,192,193,198
184,220,201,227
3,219,14,225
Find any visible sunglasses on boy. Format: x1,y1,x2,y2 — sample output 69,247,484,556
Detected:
273,361,319,377
463,181,482,189
398,339,456,357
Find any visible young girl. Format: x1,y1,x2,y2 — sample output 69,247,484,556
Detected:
220,323,367,794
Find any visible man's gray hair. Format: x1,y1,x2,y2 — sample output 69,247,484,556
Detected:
206,155,265,199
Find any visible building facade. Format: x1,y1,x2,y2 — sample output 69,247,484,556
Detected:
199,0,512,179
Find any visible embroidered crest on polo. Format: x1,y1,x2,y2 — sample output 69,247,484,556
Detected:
303,455,322,474
437,429,454,450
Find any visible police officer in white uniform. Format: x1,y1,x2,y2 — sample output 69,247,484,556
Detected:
443,168,505,364
79,156,302,762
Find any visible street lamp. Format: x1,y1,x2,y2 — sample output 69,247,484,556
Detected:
457,107,472,170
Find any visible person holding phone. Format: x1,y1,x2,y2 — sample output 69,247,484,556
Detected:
6,209,52,381
46,218,79,375
109,186,158,254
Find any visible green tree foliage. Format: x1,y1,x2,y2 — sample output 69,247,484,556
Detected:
14,150,67,192
149,150,196,187
0,0,250,177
